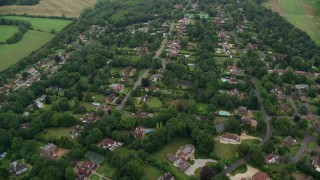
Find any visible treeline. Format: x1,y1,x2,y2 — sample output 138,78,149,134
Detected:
0,0,40,6
0,18,32,44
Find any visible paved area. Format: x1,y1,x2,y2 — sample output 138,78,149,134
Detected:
229,165,259,180
184,159,217,176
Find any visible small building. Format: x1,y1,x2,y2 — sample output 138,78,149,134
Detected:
241,116,257,129
110,84,125,92
71,126,83,139
77,161,98,180
282,136,297,147
236,106,248,115
151,73,162,82
20,123,30,129
123,66,134,76
107,93,116,104
220,133,241,144
100,138,122,151
294,84,309,90
141,94,149,103
9,160,28,175
174,159,190,172
82,112,101,123
134,126,145,139
132,111,153,119
265,153,279,164
176,144,195,161
40,143,57,160
229,76,238,84
311,156,320,172
252,172,270,180
160,172,175,180
167,153,178,162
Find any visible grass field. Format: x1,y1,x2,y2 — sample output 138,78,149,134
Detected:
263,0,320,44
143,165,162,180
0,30,54,71
0,25,19,42
96,163,116,178
0,0,96,17
215,141,238,162
1,16,72,32
40,127,73,140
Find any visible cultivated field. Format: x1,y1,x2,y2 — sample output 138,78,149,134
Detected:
0,0,96,17
0,25,19,42
263,0,320,44
1,16,72,32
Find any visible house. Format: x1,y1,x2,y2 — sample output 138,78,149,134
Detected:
9,160,28,175
139,46,149,57
160,172,175,180
311,156,320,172
71,126,83,139
176,144,195,161
141,94,149,103
77,161,97,180
294,84,309,90
265,153,279,164
282,136,297,147
110,84,124,92
134,126,145,139
174,159,190,172
236,106,248,115
123,66,134,76
82,112,100,123
279,103,288,112
107,93,116,104
26,67,37,75
133,111,153,119
167,153,178,162
151,73,162,82
228,65,241,75
220,133,241,144
252,172,270,180
40,143,57,160
229,76,238,84
148,84,159,92
20,123,29,129
100,138,122,151
241,116,258,129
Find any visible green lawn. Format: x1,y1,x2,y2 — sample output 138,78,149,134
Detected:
40,127,73,140
154,138,193,159
308,141,318,149
0,30,54,71
215,141,238,162
0,25,19,42
263,0,320,44
143,165,163,180
1,16,72,32
90,174,99,180
96,163,116,178
149,98,162,108
289,145,300,156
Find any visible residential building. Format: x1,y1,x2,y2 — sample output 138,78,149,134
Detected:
167,153,178,162
100,138,122,151
141,94,149,103
252,172,270,180
311,156,320,172
133,111,153,119
82,112,101,123
294,84,309,90
77,161,97,180
134,126,145,139
174,159,190,172
9,160,28,175
40,143,57,160
265,153,279,164
236,106,248,115
71,126,83,139
107,93,116,104
176,144,195,161
110,84,125,92
123,66,134,76
282,136,297,147
159,172,175,180
220,133,241,144
241,116,257,129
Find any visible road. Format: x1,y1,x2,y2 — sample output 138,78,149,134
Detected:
223,154,250,174
252,78,272,147
292,135,316,163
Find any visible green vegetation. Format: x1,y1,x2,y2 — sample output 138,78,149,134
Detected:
0,25,19,42
90,174,99,180
215,141,238,162
40,127,73,140
143,165,163,180
0,30,54,71
231,164,248,175
154,138,192,159
1,16,72,32
84,151,106,164
96,163,116,178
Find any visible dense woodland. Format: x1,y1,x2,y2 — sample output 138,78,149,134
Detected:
0,0,40,6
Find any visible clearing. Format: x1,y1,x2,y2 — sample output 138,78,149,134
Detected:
1,16,72,32
263,0,320,44
215,140,238,162
0,30,54,71
96,163,116,178
40,127,73,140
0,25,19,42
0,0,97,17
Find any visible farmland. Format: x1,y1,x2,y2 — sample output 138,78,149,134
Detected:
1,16,72,32
263,0,320,44
0,0,96,17
0,25,19,42
0,30,54,71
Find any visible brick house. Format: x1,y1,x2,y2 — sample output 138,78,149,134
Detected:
220,133,241,144
40,143,57,160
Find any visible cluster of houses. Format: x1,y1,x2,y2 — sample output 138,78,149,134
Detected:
167,144,195,172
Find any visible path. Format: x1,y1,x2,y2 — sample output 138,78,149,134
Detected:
292,135,316,163
287,95,300,116
223,154,250,174
229,165,259,180
184,159,217,176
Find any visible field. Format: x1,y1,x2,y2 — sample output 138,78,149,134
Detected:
143,165,163,180
0,25,19,42
1,16,72,32
0,0,97,17
96,163,116,178
215,141,238,162
0,30,54,71
40,127,73,140
263,0,320,44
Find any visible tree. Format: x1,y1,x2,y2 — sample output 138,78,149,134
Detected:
141,78,150,87
85,128,103,146
64,166,76,180
224,117,241,134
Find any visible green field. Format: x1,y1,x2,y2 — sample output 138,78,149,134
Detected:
0,30,54,71
40,127,73,140
1,16,72,32
0,25,19,42
96,163,116,178
143,165,162,180
215,141,238,162
263,0,320,44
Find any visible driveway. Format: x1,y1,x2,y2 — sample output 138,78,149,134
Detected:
229,165,259,180
292,135,316,163
184,159,217,176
